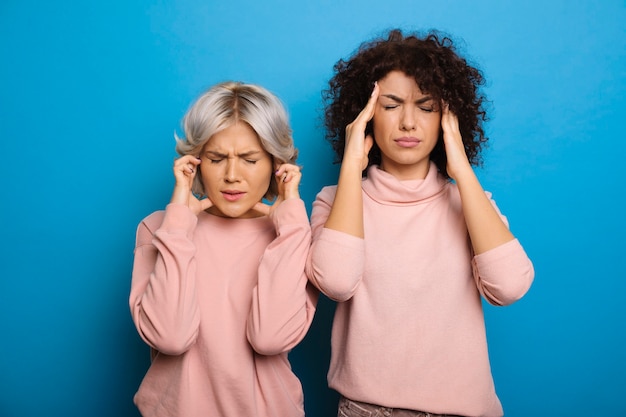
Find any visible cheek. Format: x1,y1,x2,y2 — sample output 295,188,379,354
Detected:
199,164,217,187
372,112,397,137
420,115,442,136
251,164,273,189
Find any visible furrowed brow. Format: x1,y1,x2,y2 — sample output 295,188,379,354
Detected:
237,150,263,158
382,94,405,103
381,94,433,104
205,150,227,158
415,96,434,105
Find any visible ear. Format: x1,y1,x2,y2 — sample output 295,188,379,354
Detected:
273,159,285,172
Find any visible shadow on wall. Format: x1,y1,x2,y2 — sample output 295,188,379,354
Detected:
290,296,340,416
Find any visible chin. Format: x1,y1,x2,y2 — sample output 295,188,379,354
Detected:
219,205,261,219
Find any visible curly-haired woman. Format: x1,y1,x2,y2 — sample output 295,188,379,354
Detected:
306,29,534,417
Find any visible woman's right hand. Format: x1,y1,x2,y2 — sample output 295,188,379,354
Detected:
170,155,214,215
323,83,379,238
343,82,379,170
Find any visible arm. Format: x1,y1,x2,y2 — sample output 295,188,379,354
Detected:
246,165,317,354
129,204,201,355
472,234,535,306
323,83,378,238
304,85,379,301
306,188,367,301
129,155,212,354
246,199,319,355
442,106,534,303
442,106,514,254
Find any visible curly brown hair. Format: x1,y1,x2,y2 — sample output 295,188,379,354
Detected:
323,29,489,179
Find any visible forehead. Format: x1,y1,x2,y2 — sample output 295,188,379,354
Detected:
378,70,428,97
204,122,264,151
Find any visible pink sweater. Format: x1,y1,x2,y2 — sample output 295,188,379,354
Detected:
306,164,534,417
130,199,318,417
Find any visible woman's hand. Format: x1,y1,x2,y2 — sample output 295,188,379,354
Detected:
170,155,214,215
441,104,515,253
323,83,379,238
253,163,302,216
343,82,379,170
441,104,473,182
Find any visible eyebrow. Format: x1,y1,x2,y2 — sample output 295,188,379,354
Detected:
381,94,434,105
204,150,263,158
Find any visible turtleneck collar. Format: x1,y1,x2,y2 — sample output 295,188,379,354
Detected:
362,161,449,206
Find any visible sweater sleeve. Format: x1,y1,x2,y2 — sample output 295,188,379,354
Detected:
472,238,534,306
305,187,366,302
246,198,319,355
129,203,201,355
471,194,535,306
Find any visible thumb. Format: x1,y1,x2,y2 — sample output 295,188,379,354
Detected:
199,197,214,212
361,134,374,171
253,201,271,216
364,134,374,154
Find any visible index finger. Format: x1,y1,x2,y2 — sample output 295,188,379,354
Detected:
441,103,460,134
352,82,380,128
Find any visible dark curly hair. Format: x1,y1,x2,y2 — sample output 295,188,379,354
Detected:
323,29,489,179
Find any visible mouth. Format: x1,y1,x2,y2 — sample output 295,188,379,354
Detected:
394,137,422,148
221,190,246,202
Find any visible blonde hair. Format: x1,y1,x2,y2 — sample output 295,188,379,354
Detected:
175,81,297,200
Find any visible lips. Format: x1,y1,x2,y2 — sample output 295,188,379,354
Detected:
221,190,245,202
394,137,422,148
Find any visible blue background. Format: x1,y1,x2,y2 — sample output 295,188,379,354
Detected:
1,1,625,416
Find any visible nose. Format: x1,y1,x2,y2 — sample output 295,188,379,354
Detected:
224,158,240,183
400,108,416,131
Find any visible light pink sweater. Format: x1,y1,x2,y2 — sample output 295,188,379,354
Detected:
306,163,534,417
130,199,318,417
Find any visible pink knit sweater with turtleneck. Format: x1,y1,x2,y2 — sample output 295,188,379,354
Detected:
306,163,534,417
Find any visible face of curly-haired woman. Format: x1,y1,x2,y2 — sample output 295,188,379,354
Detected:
373,71,442,180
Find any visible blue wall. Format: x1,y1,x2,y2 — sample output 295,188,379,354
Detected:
1,1,624,416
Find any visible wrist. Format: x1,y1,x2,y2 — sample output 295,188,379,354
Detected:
170,186,190,206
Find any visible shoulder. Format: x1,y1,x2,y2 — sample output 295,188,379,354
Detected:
315,184,339,203
139,210,166,234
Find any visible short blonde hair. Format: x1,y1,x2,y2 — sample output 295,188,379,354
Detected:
175,81,297,200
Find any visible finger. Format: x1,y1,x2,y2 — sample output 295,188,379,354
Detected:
274,164,301,183
364,134,374,153
274,163,299,174
175,154,202,165
252,201,271,216
199,196,214,211
359,134,375,171
175,155,202,174
283,170,302,186
441,103,460,134
351,82,380,128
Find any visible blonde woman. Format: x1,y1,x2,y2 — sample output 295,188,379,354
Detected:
130,81,318,417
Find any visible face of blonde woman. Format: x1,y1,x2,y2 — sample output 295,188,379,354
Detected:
373,70,442,180
199,122,273,218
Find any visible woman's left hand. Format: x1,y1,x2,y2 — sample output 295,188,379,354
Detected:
441,104,515,254
253,163,302,216
441,104,473,181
